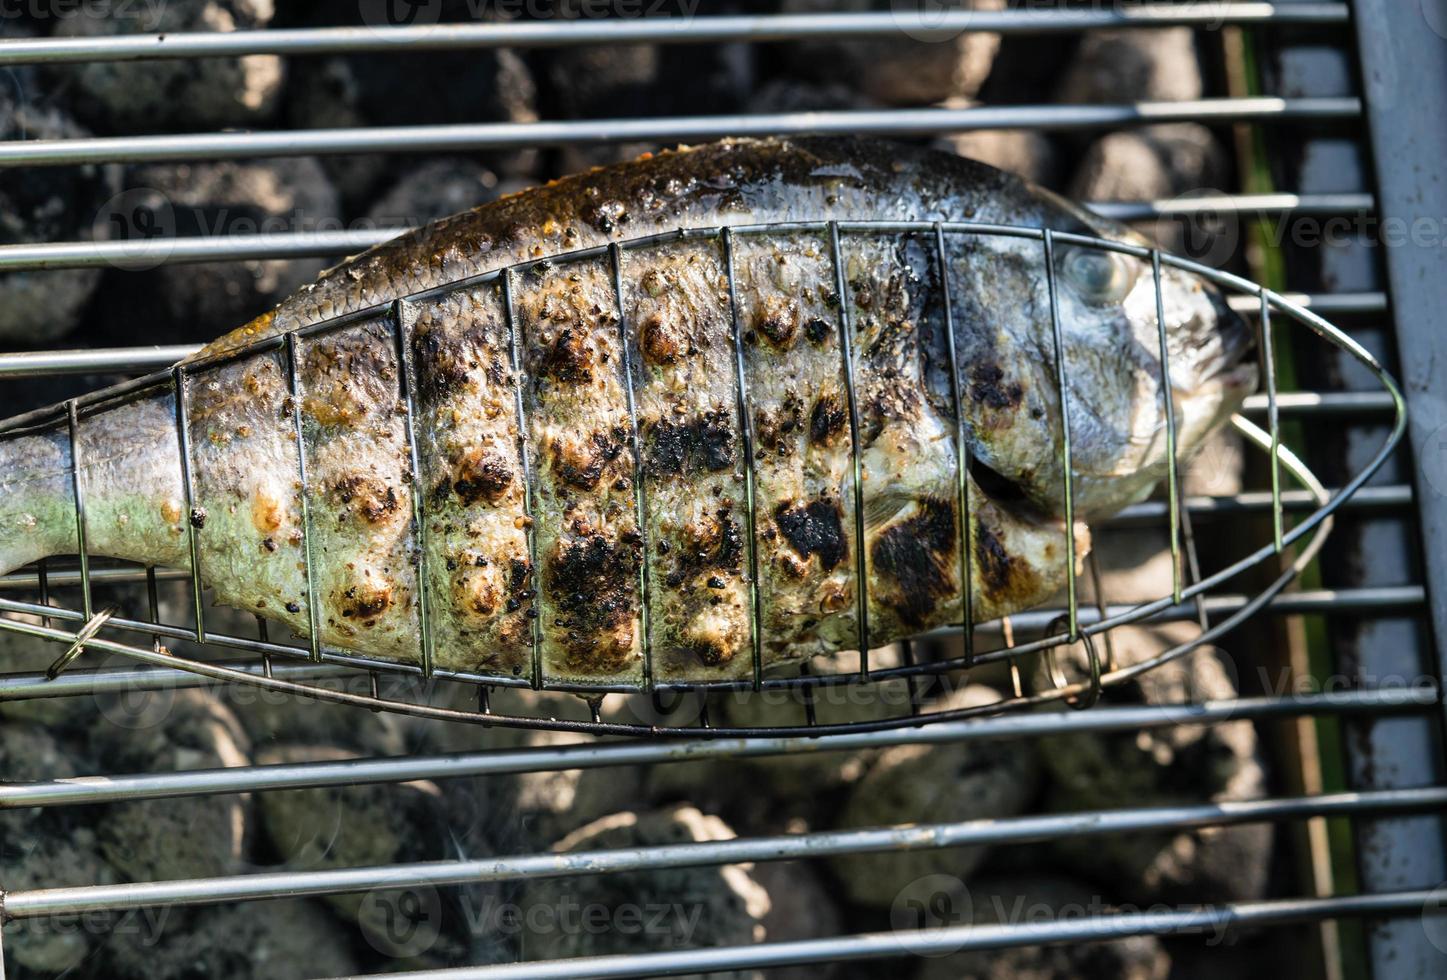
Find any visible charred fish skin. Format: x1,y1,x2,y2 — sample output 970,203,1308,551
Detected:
0,137,1252,687
621,239,752,683
409,285,535,678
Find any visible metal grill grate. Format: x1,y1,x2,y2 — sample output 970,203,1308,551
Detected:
2,3,1445,978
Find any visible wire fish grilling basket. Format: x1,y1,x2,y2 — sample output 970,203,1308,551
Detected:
0,218,1407,738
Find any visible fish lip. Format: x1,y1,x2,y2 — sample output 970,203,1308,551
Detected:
1221,360,1260,390
1205,296,1257,382
969,455,1031,507
969,456,1068,525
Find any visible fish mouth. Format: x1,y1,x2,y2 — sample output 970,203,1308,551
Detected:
969,455,1067,525
1203,294,1258,387
969,455,1030,506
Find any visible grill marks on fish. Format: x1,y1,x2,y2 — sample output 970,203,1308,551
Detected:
519,259,644,682
297,318,419,650
870,497,957,629
620,239,750,679
186,349,312,631
735,233,863,659
410,285,534,675
842,233,969,638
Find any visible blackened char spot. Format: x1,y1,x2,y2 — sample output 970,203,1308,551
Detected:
645,410,736,478
665,512,744,589
970,363,1024,410
871,498,956,627
339,582,392,622
453,448,514,505
808,394,847,447
640,313,681,365
508,556,532,593
755,299,798,347
332,475,400,524
552,429,626,491
774,498,847,572
505,555,534,614
539,327,592,385
754,393,803,455
974,520,1014,595
411,325,477,408
546,532,639,668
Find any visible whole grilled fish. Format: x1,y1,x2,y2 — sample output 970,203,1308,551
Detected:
0,138,1254,687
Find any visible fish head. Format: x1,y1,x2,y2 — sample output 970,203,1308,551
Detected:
952,198,1257,522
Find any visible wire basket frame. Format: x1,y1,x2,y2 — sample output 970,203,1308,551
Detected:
0,219,1408,738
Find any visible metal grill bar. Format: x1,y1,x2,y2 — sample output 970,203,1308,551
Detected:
391,300,436,678
720,228,765,690
0,194,1375,272
0,5,1352,66
827,223,873,671
1152,251,1184,602
0,657,351,700
0,689,1433,807
62,400,92,622
1087,191,1374,221
0,574,1424,660
1112,484,1413,522
282,332,323,661
607,242,656,689
171,366,207,641
5,787,1443,919
0,99,1360,169
1230,291,1386,315
501,271,545,690
936,222,976,659
356,891,1445,980
1043,230,1081,638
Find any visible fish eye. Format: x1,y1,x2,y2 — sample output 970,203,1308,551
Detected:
1058,246,1138,305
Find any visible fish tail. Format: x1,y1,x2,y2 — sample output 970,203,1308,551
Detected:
0,392,189,583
